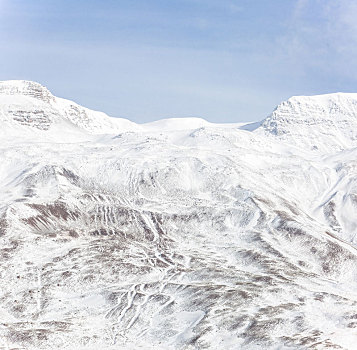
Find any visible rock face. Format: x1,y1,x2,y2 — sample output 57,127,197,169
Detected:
1,81,357,350
0,80,138,135
0,80,55,103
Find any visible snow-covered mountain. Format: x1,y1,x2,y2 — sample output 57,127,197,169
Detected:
1,80,357,350
257,93,357,153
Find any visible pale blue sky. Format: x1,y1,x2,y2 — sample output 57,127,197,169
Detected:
0,0,356,123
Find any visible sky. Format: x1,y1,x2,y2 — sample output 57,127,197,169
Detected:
0,0,357,123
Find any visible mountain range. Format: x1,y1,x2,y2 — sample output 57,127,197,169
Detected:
1,80,357,349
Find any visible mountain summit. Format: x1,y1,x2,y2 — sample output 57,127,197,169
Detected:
0,80,137,135
257,93,357,152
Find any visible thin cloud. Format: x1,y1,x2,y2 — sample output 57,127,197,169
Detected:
275,0,357,82
292,0,309,19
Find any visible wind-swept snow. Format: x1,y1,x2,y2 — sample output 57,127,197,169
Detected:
1,81,357,349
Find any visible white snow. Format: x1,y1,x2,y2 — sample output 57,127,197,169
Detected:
1,81,357,349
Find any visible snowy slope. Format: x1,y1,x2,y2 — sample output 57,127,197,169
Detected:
1,81,357,350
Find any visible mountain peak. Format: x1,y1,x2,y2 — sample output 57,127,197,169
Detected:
0,80,55,103
0,80,139,135
255,92,357,152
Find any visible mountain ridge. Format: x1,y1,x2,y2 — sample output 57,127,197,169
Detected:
2,80,357,154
